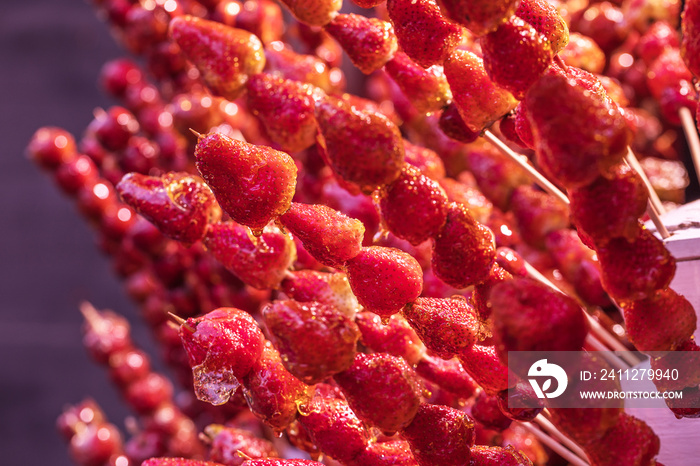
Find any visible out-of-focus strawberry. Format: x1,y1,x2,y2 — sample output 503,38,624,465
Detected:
281,270,360,317
325,14,397,74
385,52,452,113
584,413,660,466
438,104,481,144
548,407,622,446
481,17,553,100
277,0,341,27
347,440,418,466
194,132,297,233
264,42,335,93
595,226,676,300
509,186,569,248
444,50,518,133
345,246,423,317
415,356,479,399
170,16,265,100
682,0,700,76
403,140,446,180
469,445,533,465
387,0,464,67
205,424,278,466
458,344,514,395
436,0,518,36
465,144,530,211
401,404,475,465
355,312,426,365
559,32,606,73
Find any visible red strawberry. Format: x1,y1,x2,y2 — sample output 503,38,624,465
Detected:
315,95,405,194
469,445,532,465
169,16,265,100
548,406,622,446
321,179,381,245
262,299,360,384
436,0,518,36
194,131,297,233
348,440,417,466
384,52,452,113
432,203,496,289
264,43,335,93
298,393,371,463
439,177,493,224
525,66,630,189
444,50,518,133
647,48,693,100
386,0,463,67
496,382,543,422
214,0,285,45
117,172,222,245
470,391,512,432
379,165,449,245
621,288,697,352
355,312,426,365
458,345,514,395
559,32,606,73
143,459,225,466
325,14,398,74
569,163,647,245
246,73,322,152
481,17,553,100
345,246,423,317
242,460,324,465
403,297,480,359
415,356,478,399
205,424,278,465
278,202,365,268
509,185,569,248
584,413,660,466
513,103,534,149
498,112,526,148
334,353,423,433
469,265,513,321
178,308,265,405
490,277,589,358
401,404,475,465
595,226,676,300
682,0,700,76
202,222,296,290
241,343,314,430
438,103,481,143
281,270,360,317
516,0,570,53
277,0,342,27
637,21,679,65
650,339,700,391
403,140,447,180
27,127,78,169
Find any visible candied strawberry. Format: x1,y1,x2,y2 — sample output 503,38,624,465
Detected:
28,127,77,169
324,14,397,74
458,345,514,395
682,0,700,76
595,226,676,300
348,440,417,466
241,343,314,431
263,299,360,384
194,132,297,233
481,17,553,100
516,0,569,53
117,172,220,245
379,166,449,245
143,459,225,466
355,312,425,365
584,413,660,466
647,48,693,100
439,177,493,224
490,277,589,358
81,306,132,365
298,395,370,463
469,445,532,465
665,386,700,419
242,460,324,465
69,422,122,466
401,404,474,465
384,52,452,113
569,163,647,245
496,382,543,422
650,339,700,391
169,16,265,100
264,43,334,93
315,95,404,194
621,288,697,352
438,104,481,143
470,391,512,432
277,0,341,27
436,0,518,36
470,265,513,320
509,186,569,248
246,74,321,152
495,247,528,278
403,297,480,359
432,203,496,289
345,246,423,317
559,32,606,73
203,222,295,290
548,407,622,446
403,140,446,180
499,112,526,148
444,50,518,133
571,2,628,54
321,179,381,245
525,66,630,189
415,356,478,399
281,270,360,317
334,353,422,433
386,0,463,67
178,308,265,405
205,424,278,466
278,202,365,268
512,104,534,149
637,21,679,65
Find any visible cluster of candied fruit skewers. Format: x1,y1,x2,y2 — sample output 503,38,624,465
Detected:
26,0,700,464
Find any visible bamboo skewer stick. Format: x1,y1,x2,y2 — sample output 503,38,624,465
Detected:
624,149,666,216
483,130,570,206
646,199,671,239
585,334,629,370
534,414,589,461
521,422,590,466
678,106,700,183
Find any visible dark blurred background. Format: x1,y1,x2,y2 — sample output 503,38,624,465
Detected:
1,1,159,464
